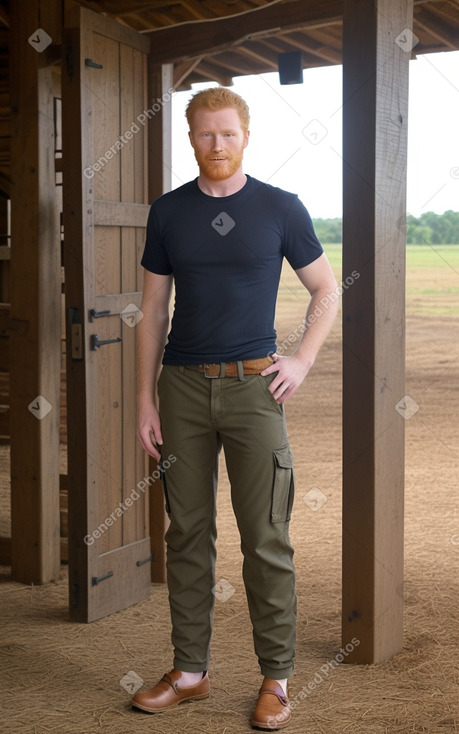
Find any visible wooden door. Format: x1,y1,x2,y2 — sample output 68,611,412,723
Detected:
62,7,151,621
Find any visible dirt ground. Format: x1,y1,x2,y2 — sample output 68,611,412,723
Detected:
0,257,458,733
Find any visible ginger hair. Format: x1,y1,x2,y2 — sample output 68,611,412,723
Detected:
185,87,250,131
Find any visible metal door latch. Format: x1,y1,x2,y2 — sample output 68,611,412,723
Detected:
90,334,122,350
92,571,113,586
85,58,103,69
136,553,154,567
89,308,111,322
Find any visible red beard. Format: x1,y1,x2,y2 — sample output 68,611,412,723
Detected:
194,146,245,181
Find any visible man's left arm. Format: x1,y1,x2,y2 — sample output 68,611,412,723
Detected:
261,252,338,403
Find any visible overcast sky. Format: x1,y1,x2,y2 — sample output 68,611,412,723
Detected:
171,49,459,219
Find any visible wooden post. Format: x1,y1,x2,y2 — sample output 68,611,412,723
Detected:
341,0,412,662
9,1,62,582
147,62,174,583
148,61,173,201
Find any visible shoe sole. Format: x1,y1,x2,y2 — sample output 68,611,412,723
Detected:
251,715,291,731
131,691,210,714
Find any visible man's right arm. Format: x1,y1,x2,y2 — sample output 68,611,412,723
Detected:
137,269,173,459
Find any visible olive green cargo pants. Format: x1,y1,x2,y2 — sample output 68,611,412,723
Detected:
157,364,296,679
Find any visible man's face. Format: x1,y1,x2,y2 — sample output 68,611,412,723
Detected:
189,107,249,181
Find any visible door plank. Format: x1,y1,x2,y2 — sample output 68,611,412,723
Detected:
63,7,151,621
93,201,149,227
89,537,152,622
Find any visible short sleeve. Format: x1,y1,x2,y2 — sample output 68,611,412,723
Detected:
140,203,173,275
282,196,324,270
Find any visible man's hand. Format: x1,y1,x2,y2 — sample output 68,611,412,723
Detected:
137,400,163,460
261,353,312,403
260,253,338,403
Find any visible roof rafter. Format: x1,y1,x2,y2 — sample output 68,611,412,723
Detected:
145,0,345,63
414,6,459,49
144,0,441,65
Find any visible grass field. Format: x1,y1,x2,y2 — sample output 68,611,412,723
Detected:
293,243,459,317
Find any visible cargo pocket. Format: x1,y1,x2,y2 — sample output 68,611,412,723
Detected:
271,445,295,523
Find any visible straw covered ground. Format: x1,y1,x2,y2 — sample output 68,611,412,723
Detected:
0,246,458,733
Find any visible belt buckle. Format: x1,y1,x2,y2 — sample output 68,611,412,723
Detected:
203,363,221,379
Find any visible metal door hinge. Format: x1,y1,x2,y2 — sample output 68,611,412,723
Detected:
68,307,83,360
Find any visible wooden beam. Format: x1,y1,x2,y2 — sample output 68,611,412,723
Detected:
180,0,214,21
0,170,12,196
9,0,62,583
0,7,9,28
186,60,234,87
414,6,459,49
145,0,344,63
173,57,204,88
341,0,411,662
277,30,342,65
0,536,11,566
0,308,28,336
90,0,208,15
147,62,173,202
200,53,259,78
146,62,173,583
236,44,279,72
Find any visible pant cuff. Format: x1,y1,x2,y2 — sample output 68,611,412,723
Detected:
260,663,294,679
173,657,208,673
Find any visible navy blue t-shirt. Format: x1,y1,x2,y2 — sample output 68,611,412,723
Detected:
141,175,323,364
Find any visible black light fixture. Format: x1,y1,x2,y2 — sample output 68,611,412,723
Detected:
278,51,304,85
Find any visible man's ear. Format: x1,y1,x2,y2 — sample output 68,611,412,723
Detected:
243,129,250,149
188,130,194,148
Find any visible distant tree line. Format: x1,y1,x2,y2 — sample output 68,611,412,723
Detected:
312,210,459,244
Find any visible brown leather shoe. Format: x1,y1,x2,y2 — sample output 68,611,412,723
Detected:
250,678,291,730
131,668,210,713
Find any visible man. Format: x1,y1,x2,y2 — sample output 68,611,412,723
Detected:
132,87,338,730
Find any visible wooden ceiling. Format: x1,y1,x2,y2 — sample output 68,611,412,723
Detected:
0,0,457,180
72,0,459,88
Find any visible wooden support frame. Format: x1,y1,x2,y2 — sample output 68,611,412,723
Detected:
145,0,344,63
147,62,173,583
341,0,412,662
9,0,62,583
147,62,173,202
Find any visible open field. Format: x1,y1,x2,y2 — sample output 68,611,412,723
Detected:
0,244,458,733
324,243,459,316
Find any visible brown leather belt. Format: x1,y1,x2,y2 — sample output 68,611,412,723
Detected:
185,356,274,378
